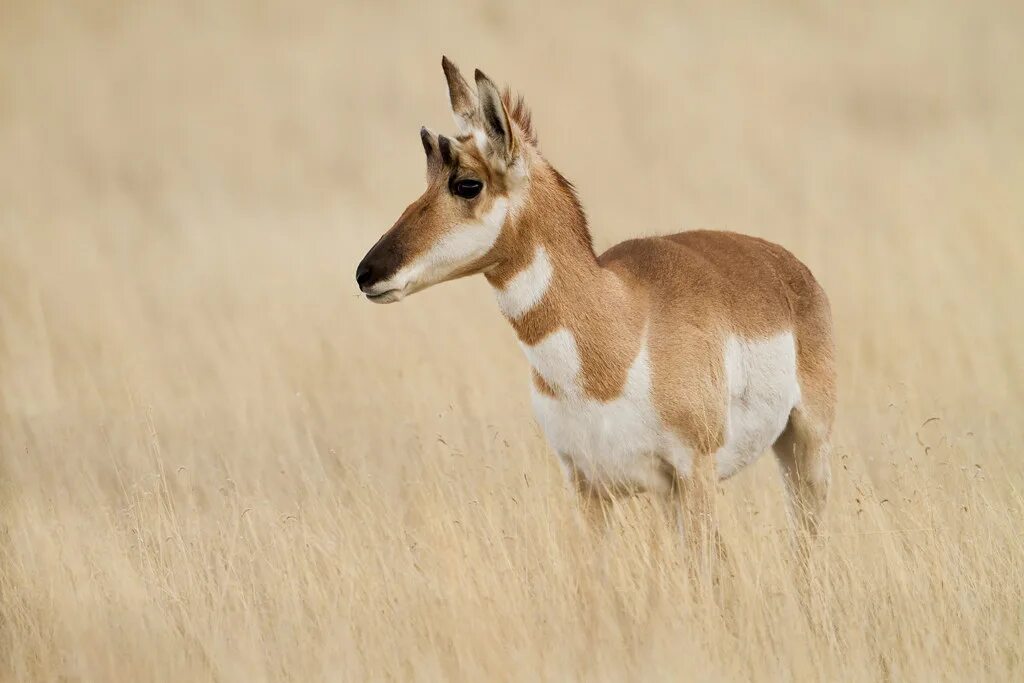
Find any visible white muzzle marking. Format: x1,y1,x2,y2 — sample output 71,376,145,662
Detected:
364,198,509,303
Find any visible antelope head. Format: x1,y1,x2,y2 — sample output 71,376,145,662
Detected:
356,57,532,303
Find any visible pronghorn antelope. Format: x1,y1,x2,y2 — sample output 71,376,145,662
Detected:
356,58,836,552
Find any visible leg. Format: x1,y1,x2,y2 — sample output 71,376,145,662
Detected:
577,483,613,534
671,453,721,572
782,276,836,550
559,455,612,535
773,407,831,547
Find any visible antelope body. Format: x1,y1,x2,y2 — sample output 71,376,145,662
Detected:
357,58,836,548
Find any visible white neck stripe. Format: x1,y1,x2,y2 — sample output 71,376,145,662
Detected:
493,245,553,320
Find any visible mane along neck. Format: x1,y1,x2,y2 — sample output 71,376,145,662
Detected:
542,165,594,259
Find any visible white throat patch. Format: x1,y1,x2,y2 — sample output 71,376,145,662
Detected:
493,245,553,319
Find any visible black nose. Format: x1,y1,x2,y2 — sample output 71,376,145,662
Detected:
356,261,375,290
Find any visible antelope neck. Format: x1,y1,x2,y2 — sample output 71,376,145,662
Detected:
484,191,628,349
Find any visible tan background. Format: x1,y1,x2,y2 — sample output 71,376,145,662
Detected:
2,1,1023,680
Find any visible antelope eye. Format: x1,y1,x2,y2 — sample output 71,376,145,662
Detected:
452,179,483,199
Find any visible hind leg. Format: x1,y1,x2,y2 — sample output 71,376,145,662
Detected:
773,407,831,543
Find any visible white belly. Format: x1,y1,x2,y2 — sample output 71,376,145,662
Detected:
527,330,801,492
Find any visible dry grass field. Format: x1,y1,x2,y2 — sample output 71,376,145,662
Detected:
2,1,1024,680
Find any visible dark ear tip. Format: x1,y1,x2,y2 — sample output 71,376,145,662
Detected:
474,68,487,82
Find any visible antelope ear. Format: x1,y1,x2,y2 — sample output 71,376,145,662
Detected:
474,69,517,163
420,126,441,177
442,56,479,134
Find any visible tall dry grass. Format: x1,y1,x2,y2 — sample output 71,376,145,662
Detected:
2,1,1023,680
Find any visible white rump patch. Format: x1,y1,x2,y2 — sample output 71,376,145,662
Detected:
715,331,802,479
493,245,553,319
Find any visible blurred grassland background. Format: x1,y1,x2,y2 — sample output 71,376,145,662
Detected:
1,1,1023,680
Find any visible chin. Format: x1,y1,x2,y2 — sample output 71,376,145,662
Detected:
366,290,405,304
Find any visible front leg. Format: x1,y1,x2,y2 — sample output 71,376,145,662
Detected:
559,454,612,535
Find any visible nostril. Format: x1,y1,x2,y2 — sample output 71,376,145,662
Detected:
356,261,374,289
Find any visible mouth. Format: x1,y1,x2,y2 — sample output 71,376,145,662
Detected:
364,287,406,304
